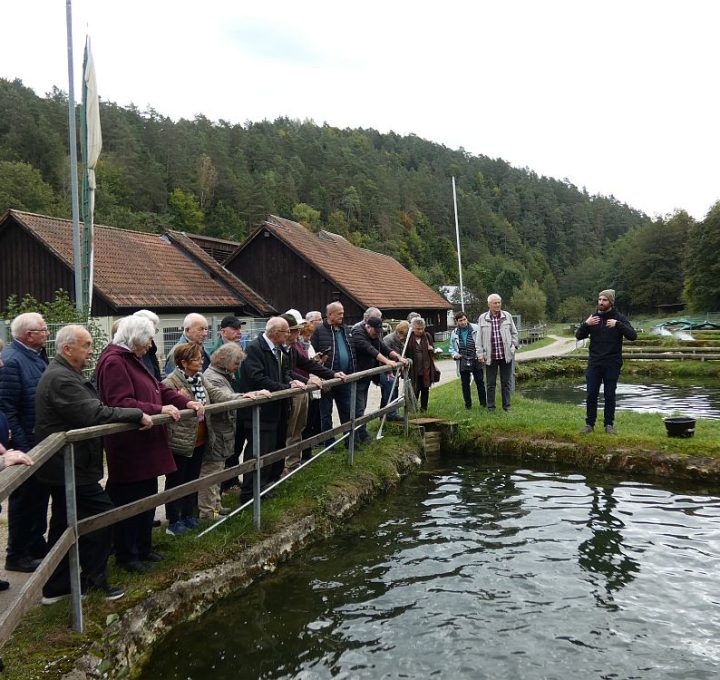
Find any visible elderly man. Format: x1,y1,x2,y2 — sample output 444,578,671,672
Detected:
575,289,637,434
35,325,154,603
305,310,323,330
311,302,356,447
237,317,305,502
0,312,50,572
164,313,211,376
350,316,404,443
477,294,519,412
211,315,246,362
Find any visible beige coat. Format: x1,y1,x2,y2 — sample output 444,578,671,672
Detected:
476,310,519,365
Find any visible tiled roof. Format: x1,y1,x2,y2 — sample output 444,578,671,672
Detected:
240,215,452,310
7,210,268,311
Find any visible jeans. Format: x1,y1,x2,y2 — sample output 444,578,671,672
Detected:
319,383,352,447
354,378,372,442
379,372,398,417
585,363,622,427
485,359,513,410
460,365,486,408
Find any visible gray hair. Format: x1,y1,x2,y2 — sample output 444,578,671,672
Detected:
305,310,321,322
411,317,426,329
326,301,343,316
487,293,502,304
133,309,160,331
210,342,245,371
183,313,208,332
113,316,154,351
55,324,89,352
406,312,421,323
10,312,44,339
265,316,288,334
363,307,382,320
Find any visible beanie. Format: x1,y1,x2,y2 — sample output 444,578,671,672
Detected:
599,289,615,305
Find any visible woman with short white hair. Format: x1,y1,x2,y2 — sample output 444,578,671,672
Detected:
95,316,204,573
132,310,162,380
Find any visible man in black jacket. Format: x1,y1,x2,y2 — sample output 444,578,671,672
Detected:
237,317,305,502
349,317,404,443
311,302,356,447
35,325,153,603
575,289,637,434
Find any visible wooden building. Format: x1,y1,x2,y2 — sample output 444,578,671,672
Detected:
224,215,452,331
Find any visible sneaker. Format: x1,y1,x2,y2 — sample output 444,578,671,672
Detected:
42,591,71,605
5,556,42,573
166,521,188,536
91,583,125,601
581,424,594,433
0,579,9,592
183,517,199,530
605,425,618,435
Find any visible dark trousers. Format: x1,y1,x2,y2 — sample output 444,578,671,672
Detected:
43,483,114,597
585,363,622,427
319,383,352,446
460,366,486,408
486,359,513,410
413,378,429,411
353,378,372,442
105,477,157,565
6,475,49,562
165,446,204,523
379,371,399,417
221,426,246,492
240,421,287,503
301,398,322,459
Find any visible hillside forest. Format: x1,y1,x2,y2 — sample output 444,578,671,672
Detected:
1,78,718,322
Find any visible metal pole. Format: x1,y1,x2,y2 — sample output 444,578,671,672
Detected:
63,444,83,632
252,406,261,530
452,176,465,313
66,0,83,312
348,381,357,465
403,374,410,438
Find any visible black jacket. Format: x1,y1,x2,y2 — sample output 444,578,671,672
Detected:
575,308,637,367
237,335,293,426
349,323,390,373
310,321,356,374
34,355,143,486
285,344,336,383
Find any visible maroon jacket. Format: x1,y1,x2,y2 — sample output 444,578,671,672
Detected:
95,344,190,483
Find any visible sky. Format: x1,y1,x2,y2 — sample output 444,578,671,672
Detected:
3,0,719,220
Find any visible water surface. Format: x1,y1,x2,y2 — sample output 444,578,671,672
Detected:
139,462,720,679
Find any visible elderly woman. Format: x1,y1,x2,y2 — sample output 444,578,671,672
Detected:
381,321,409,420
405,317,436,412
200,343,269,519
95,316,203,573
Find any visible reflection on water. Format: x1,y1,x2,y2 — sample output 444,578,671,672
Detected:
520,379,720,419
139,463,720,680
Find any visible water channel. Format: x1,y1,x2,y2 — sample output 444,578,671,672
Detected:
519,376,720,420
139,458,720,679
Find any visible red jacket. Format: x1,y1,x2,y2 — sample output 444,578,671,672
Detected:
95,344,190,483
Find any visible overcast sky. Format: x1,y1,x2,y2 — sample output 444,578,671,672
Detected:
3,1,718,220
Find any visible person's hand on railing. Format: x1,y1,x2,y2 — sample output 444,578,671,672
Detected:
161,404,182,421
243,390,272,400
333,371,347,381
306,376,324,390
1,450,34,467
289,379,305,390
187,402,205,419
139,413,154,431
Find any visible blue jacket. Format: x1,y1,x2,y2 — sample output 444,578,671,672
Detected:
0,340,49,450
0,411,9,449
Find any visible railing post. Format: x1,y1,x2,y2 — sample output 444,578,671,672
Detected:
348,380,357,465
63,443,83,633
403,371,410,438
252,405,261,530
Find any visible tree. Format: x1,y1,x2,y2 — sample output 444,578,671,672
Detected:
493,265,524,301
291,202,322,232
684,202,720,311
510,280,547,324
0,160,57,214
557,295,592,323
168,188,204,233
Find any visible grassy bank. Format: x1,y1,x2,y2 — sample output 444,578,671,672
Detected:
1,437,420,679
516,358,720,381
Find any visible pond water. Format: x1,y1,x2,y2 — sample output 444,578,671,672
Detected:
519,377,720,420
139,460,720,679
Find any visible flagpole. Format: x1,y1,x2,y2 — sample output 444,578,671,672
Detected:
452,176,465,312
66,0,83,312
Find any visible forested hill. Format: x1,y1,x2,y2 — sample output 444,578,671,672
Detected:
4,76,714,317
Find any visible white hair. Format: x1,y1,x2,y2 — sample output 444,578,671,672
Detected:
363,307,382,320
326,301,343,316
133,309,160,331
305,310,321,322
265,316,287,334
487,293,502,304
183,313,208,332
113,316,154,350
10,312,44,339
55,324,89,352
411,317,426,329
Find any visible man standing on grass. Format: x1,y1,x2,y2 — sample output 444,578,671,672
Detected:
575,289,637,434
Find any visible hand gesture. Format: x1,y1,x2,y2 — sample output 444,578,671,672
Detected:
585,315,600,326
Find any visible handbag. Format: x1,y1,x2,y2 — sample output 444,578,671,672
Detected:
432,365,441,383
460,357,476,372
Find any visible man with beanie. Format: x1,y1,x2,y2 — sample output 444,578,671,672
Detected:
575,289,637,434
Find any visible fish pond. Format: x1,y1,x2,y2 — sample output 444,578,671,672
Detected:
139,458,720,679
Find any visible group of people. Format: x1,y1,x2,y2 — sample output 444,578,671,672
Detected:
0,289,635,603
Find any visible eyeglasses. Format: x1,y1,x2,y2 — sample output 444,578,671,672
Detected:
28,328,49,334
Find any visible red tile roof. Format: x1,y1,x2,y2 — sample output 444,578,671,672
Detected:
7,210,272,312
235,215,452,311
